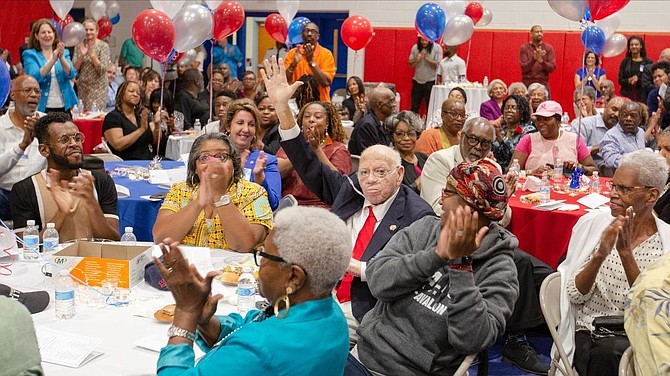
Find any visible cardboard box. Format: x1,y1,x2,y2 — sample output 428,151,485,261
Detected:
53,241,153,288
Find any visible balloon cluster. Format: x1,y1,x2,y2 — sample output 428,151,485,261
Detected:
49,1,119,42
131,1,245,63
548,0,630,57
415,1,492,45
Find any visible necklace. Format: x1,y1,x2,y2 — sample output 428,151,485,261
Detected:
212,308,271,348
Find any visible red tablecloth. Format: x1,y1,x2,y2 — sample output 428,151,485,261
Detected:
507,178,611,268
74,118,104,154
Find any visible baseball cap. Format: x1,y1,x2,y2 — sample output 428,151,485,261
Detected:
534,100,563,117
144,258,169,291
0,284,50,314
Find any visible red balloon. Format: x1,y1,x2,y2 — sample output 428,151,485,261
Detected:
341,16,374,52
264,13,288,44
588,0,630,21
97,18,113,39
56,14,74,30
132,9,175,63
213,1,245,40
465,2,484,25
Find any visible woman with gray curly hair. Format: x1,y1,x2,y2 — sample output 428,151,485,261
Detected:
385,111,426,193
154,206,351,375
480,79,508,127
153,132,272,251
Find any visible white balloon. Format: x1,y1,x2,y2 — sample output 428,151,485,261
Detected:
547,0,587,22
178,49,197,66
442,15,474,45
150,0,186,19
602,33,627,57
107,1,120,17
277,0,299,25
596,12,620,38
205,0,223,9
90,0,107,21
476,8,492,27
173,4,213,52
443,0,467,20
62,22,86,47
50,0,74,20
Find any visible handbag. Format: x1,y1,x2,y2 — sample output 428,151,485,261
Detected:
591,315,626,339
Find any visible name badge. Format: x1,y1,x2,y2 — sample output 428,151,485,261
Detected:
640,64,645,72
243,167,252,181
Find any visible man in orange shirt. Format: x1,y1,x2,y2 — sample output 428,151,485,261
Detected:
284,22,336,102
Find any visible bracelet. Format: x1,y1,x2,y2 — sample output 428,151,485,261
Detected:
167,325,195,342
449,263,474,272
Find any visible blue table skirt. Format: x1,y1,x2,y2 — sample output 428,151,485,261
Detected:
105,160,185,242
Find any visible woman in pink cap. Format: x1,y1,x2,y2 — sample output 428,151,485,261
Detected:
510,100,597,176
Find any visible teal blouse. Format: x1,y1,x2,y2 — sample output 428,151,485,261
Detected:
157,297,349,375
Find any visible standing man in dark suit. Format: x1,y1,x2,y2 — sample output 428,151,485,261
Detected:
348,87,397,156
261,57,435,345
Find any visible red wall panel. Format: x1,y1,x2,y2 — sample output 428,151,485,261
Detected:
0,1,53,60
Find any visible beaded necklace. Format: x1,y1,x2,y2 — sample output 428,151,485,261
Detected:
212,306,273,348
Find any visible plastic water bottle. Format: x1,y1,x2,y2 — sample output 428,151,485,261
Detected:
540,172,551,203
43,223,59,254
237,266,256,315
508,159,520,177
91,102,99,117
590,171,601,194
561,112,570,126
552,158,563,183
193,119,202,135
55,270,76,319
120,227,137,245
23,220,40,260
72,104,80,120
78,99,85,112
483,75,489,87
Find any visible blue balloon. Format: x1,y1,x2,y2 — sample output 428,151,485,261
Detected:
581,25,606,55
287,17,311,46
415,3,446,43
49,18,63,39
584,6,592,21
110,14,120,25
0,62,10,106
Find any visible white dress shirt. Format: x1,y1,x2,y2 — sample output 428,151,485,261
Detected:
0,112,47,191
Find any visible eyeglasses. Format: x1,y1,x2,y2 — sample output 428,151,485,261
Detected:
55,132,85,145
441,187,458,198
393,131,418,139
464,134,492,149
610,183,652,194
253,248,287,266
503,105,518,111
442,110,466,120
358,166,399,180
303,28,319,35
197,153,230,163
13,88,41,95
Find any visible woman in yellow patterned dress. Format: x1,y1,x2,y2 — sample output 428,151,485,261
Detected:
152,133,272,251
73,18,111,111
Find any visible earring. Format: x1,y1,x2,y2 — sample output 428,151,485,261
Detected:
273,286,292,319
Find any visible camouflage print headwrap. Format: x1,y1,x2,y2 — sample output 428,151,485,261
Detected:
446,159,508,221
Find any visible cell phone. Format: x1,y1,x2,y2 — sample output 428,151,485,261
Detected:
659,83,667,99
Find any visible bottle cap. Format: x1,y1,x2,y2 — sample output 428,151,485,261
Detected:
242,265,253,273
124,227,133,233
47,223,55,228
27,220,35,226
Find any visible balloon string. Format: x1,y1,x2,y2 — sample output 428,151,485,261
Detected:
156,63,167,157
576,45,589,151
466,38,472,75
209,40,214,126
353,51,358,76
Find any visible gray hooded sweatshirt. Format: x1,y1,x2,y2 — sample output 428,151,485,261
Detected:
357,216,519,375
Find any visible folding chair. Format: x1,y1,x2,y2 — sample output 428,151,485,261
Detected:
540,272,579,376
350,155,360,172
618,347,635,376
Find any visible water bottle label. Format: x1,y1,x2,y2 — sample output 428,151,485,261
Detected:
238,287,255,297
55,290,75,300
44,239,58,249
24,235,39,248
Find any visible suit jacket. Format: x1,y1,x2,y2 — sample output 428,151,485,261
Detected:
281,133,436,320
348,111,391,156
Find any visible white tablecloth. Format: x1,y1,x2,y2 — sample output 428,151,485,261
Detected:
426,85,489,128
1,247,247,376
165,135,196,161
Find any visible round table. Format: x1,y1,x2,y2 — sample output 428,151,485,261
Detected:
426,85,489,128
165,135,197,161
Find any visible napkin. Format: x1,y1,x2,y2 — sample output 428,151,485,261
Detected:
115,184,130,198
522,176,542,192
577,193,610,209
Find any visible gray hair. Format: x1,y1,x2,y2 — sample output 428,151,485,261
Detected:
528,82,548,98
361,144,402,168
272,206,351,296
462,116,494,138
574,86,596,101
620,150,668,191
186,133,242,187
487,79,507,96
384,111,424,135
508,82,528,96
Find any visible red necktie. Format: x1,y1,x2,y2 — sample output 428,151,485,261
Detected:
337,206,376,303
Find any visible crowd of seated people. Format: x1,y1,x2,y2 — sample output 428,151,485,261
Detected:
5,19,670,376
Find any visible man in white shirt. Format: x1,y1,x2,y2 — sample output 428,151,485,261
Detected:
259,41,287,69
0,75,45,219
437,45,467,84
